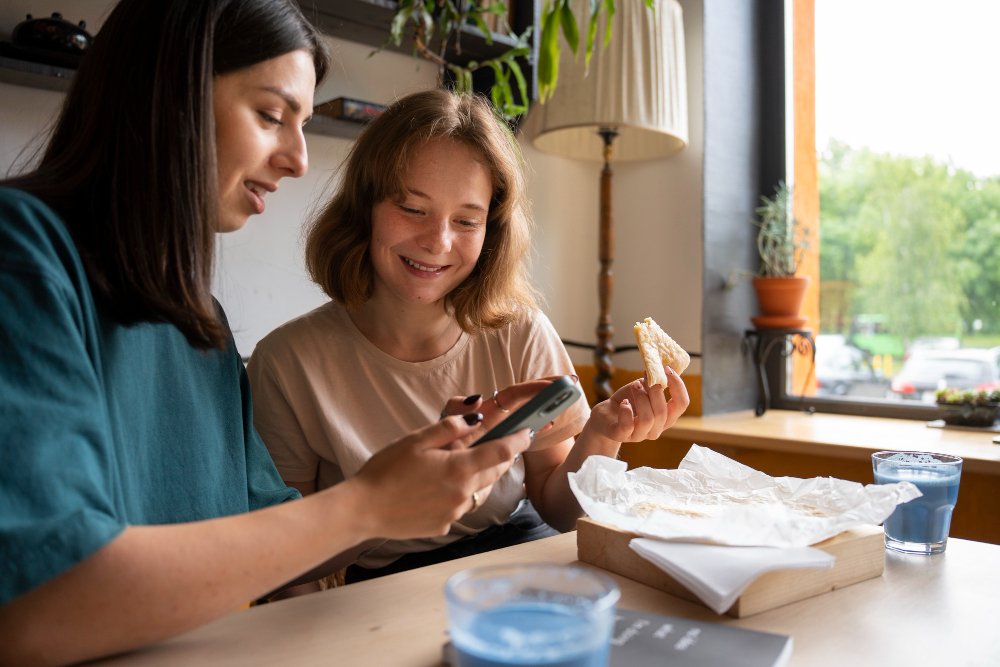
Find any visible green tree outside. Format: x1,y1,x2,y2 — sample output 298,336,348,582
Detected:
819,140,1000,347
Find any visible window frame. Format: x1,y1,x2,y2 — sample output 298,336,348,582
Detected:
765,0,944,422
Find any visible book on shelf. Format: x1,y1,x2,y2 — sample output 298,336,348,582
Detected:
312,97,386,124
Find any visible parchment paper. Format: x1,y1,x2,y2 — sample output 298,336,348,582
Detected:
568,445,921,547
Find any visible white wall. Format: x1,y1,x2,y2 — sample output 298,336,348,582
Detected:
0,1,114,173
0,0,704,372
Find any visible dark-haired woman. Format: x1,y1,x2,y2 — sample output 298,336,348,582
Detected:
0,1,532,664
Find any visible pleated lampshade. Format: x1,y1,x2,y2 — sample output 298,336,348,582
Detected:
526,0,688,162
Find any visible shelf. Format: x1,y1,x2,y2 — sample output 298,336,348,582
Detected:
300,0,522,68
0,56,74,92
0,53,363,140
0,0,538,120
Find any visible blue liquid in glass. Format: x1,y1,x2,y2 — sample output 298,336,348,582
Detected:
453,602,610,667
875,464,960,544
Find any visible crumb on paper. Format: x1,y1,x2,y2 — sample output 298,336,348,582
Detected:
630,501,714,518
629,495,829,519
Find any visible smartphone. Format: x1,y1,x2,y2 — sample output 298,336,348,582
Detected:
470,375,583,447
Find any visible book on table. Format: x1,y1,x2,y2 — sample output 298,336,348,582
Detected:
442,607,792,667
608,607,792,667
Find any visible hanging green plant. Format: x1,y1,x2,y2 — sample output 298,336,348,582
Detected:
379,0,655,120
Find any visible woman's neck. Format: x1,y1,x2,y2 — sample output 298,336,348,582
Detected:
348,293,464,363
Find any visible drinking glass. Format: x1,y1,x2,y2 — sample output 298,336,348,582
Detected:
445,563,620,667
872,451,962,554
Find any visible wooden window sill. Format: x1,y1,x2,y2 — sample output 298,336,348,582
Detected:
664,409,1000,475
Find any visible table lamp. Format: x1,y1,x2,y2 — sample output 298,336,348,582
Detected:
526,0,688,401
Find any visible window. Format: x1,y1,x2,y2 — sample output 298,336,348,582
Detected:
769,0,1000,419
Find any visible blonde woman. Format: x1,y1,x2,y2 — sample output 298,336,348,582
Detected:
248,89,689,587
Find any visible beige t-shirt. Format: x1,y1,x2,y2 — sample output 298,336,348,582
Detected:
247,302,589,568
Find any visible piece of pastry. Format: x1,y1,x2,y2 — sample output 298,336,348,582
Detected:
633,317,690,387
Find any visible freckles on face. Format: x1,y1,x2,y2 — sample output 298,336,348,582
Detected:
368,139,494,307
213,49,316,233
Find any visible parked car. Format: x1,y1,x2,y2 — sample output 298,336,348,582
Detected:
889,347,1000,402
903,336,961,361
815,336,876,396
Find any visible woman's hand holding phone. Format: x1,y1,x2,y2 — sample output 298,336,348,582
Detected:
348,416,531,539
439,375,572,449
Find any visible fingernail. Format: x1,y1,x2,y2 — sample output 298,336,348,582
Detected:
464,412,483,425
549,420,555,427
570,374,579,383
463,394,482,405
667,367,676,375
528,430,536,440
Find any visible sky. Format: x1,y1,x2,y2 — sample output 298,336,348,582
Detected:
815,0,1000,178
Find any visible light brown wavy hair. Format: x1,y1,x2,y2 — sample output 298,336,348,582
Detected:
304,89,539,332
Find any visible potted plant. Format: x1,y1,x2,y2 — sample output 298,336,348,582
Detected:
749,182,811,327
935,388,1000,427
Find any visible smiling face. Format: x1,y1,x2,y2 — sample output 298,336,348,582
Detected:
213,49,316,233
369,138,493,308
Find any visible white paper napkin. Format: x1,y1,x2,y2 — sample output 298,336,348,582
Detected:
629,538,835,614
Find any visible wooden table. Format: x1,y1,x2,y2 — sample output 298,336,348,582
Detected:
93,532,1000,666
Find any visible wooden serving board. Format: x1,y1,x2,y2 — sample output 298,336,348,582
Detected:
577,517,885,618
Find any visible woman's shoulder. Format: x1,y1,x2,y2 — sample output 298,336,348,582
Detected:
0,187,78,272
0,187,90,305
251,300,345,362
502,308,559,344
477,309,564,362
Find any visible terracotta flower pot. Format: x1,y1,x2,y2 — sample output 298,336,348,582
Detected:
752,276,811,317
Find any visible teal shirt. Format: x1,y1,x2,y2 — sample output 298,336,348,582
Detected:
0,188,299,606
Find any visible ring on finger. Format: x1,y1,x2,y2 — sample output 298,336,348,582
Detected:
439,408,449,420
490,390,510,413
470,491,482,512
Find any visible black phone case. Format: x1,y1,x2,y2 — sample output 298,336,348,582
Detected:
471,376,582,447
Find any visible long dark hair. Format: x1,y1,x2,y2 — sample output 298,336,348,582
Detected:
3,0,330,349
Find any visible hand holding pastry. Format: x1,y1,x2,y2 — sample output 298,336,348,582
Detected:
584,366,689,443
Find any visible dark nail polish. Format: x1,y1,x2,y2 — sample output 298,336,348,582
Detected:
463,394,482,405
464,412,484,425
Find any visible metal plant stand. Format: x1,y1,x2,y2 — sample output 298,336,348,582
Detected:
743,328,816,416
